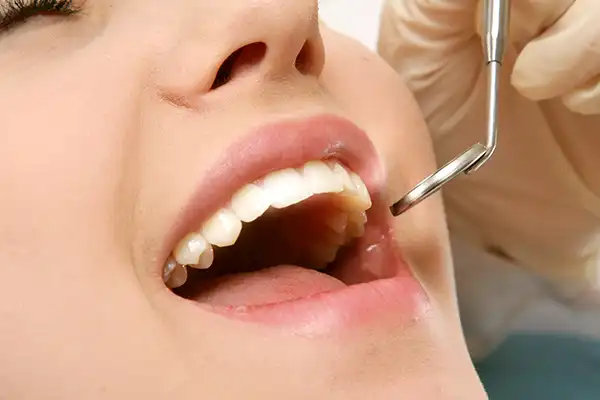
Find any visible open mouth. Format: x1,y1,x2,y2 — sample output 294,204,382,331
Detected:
159,115,427,331
164,159,379,306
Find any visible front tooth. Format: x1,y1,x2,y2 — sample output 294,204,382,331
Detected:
328,161,355,191
261,168,311,208
230,183,271,223
301,161,344,195
174,232,211,267
200,208,242,247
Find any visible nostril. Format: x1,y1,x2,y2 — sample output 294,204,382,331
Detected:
295,40,319,75
209,38,322,91
210,42,267,90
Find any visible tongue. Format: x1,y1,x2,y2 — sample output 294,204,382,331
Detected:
190,266,346,308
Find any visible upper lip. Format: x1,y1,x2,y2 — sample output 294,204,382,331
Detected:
160,113,386,264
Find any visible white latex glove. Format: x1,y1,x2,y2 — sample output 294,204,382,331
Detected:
378,0,600,317
507,0,600,114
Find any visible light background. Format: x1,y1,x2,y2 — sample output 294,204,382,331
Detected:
318,0,384,51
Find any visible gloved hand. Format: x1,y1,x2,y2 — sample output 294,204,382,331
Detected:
378,0,600,356
379,0,600,116
505,0,600,115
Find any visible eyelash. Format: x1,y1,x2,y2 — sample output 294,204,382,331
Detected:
0,0,80,31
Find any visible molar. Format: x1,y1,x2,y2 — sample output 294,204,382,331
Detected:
164,257,188,289
324,213,348,234
346,211,367,238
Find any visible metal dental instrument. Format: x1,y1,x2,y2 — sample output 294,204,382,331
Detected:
390,0,510,217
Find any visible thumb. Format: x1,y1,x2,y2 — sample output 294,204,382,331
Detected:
503,0,574,49
473,0,573,49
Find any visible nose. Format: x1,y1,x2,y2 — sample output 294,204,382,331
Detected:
156,0,325,106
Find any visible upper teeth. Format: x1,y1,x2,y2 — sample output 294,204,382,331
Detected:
163,160,372,288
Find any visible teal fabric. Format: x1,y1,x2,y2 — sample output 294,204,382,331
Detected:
475,334,600,399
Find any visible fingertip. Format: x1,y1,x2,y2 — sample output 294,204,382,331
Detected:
511,31,592,102
510,51,555,101
510,0,599,102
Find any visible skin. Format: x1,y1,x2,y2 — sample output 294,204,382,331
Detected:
0,0,486,398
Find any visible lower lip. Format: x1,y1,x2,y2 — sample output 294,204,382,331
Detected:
195,227,431,336
208,275,430,335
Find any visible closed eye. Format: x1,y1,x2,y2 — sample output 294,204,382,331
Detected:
0,0,81,32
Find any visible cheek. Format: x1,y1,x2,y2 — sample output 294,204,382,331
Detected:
320,39,437,201
0,56,143,265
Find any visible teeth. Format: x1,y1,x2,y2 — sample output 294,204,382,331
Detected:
174,232,206,265
324,213,348,234
163,256,178,282
200,208,243,247
165,160,372,286
194,244,215,269
230,183,270,223
301,161,344,194
347,211,367,239
173,232,215,269
328,161,356,191
349,172,372,210
261,168,311,209
164,258,188,289
332,171,372,211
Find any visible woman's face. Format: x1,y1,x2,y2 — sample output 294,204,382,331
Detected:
0,0,485,398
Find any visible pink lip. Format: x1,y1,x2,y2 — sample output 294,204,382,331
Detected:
165,113,430,335
208,276,430,335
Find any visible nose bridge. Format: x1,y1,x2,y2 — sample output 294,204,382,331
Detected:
155,0,323,104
